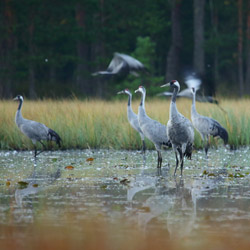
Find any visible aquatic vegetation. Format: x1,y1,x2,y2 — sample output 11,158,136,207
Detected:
0,98,249,150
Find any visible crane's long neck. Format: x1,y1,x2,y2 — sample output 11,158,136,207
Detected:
191,91,198,117
169,87,179,120
140,91,146,109
138,91,147,118
127,93,133,116
15,99,24,126
127,93,132,106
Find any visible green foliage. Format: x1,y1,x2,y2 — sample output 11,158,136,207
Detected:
132,36,156,71
0,0,248,98
113,36,164,96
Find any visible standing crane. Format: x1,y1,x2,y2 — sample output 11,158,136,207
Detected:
190,87,228,156
14,95,61,157
161,80,194,176
117,89,146,153
134,86,171,168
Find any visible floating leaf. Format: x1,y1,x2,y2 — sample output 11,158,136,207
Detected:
208,173,215,177
234,173,244,178
32,184,38,188
18,181,29,189
228,173,234,178
113,177,118,181
86,157,94,162
101,185,108,189
120,178,130,185
202,170,208,175
65,165,74,170
6,181,10,186
139,206,151,213
52,158,58,162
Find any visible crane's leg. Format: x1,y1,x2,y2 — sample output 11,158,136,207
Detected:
174,149,179,176
157,150,162,168
179,150,184,176
204,136,209,157
142,140,146,154
34,146,37,158
35,141,46,156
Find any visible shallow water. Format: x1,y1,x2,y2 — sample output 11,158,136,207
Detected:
0,148,250,246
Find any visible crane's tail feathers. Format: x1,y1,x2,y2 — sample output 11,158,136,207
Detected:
217,126,228,144
163,140,172,148
184,142,193,160
48,129,62,147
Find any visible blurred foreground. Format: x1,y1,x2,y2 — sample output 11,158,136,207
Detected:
0,149,250,250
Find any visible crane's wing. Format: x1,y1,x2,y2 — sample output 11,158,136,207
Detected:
178,88,192,98
157,91,173,97
92,53,129,76
196,94,219,104
185,76,201,90
157,89,193,99
115,53,145,70
20,120,48,140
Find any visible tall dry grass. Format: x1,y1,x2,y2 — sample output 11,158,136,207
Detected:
0,97,248,150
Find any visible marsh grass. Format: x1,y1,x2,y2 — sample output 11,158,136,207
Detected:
0,97,248,150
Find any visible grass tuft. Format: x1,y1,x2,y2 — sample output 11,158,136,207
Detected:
0,98,248,150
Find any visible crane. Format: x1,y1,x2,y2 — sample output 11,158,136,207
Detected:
134,86,171,168
161,80,194,176
117,89,146,153
190,87,228,156
92,52,146,77
158,76,218,104
14,95,61,157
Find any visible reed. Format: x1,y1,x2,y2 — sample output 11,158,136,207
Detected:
0,97,248,150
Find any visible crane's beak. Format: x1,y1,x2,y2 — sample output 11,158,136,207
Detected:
13,97,18,101
134,89,139,93
117,91,124,95
161,83,170,88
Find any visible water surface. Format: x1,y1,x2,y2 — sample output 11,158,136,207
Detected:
0,148,250,248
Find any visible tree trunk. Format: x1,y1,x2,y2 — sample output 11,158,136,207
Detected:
207,0,217,95
91,0,106,98
238,0,244,97
75,3,92,96
193,0,205,76
28,19,36,99
1,0,15,98
246,0,250,94
166,0,182,81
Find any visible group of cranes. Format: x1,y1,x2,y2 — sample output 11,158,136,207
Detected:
117,80,228,175
13,53,228,176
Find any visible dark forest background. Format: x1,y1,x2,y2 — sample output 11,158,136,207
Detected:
0,0,250,99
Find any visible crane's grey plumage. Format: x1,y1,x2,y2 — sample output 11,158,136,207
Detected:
190,87,228,156
158,76,218,104
117,89,146,153
92,52,146,77
135,86,171,168
161,80,194,176
14,95,61,157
